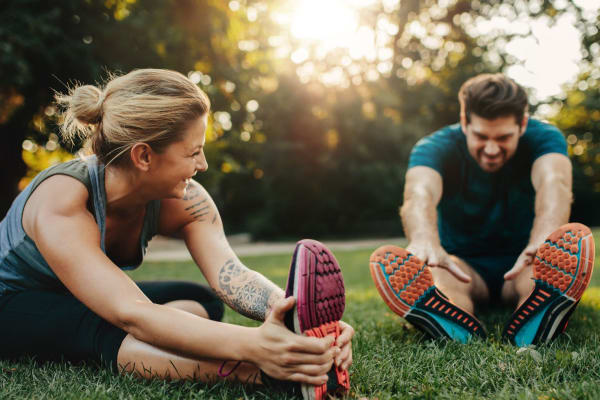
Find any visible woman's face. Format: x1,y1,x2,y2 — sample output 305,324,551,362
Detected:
148,114,208,199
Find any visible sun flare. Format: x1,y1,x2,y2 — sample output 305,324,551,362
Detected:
290,0,359,46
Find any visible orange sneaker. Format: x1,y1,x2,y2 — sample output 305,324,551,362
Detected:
370,245,486,343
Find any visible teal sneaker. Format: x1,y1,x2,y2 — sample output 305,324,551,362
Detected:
503,223,595,346
370,245,486,343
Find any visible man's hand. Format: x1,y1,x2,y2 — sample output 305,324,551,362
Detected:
504,242,540,280
407,241,471,283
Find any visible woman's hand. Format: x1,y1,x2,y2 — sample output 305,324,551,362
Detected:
249,297,339,385
335,320,354,370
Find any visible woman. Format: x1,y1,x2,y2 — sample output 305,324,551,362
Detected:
0,69,353,398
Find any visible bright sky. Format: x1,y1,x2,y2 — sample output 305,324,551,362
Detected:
264,0,599,104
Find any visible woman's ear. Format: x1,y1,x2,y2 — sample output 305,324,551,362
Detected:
130,143,153,171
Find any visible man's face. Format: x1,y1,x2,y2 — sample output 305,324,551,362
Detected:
461,113,527,173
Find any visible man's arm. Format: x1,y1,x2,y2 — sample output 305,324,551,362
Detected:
401,166,443,246
401,166,470,282
504,153,572,279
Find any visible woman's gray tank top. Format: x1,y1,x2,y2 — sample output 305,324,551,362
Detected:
0,155,160,295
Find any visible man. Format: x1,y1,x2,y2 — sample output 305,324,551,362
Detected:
369,73,594,346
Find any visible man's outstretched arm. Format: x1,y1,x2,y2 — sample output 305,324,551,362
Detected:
504,153,572,279
401,166,471,282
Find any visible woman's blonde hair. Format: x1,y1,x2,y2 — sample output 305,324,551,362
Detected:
55,69,210,166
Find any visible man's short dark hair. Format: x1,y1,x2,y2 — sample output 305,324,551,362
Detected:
459,73,528,124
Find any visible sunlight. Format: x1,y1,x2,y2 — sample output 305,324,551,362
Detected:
285,0,381,61
275,0,386,86
271,0,597,100
290,0,358,46
503,13,582,102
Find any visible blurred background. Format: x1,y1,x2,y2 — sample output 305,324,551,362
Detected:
1,0,599,240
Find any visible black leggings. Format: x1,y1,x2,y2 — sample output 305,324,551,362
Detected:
0,281,224,372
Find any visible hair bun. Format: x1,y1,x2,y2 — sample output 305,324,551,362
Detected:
70,85,104,124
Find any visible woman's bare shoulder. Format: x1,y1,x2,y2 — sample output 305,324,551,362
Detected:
22,174,92,235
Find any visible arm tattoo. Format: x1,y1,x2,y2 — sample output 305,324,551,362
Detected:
183,182,202,200
185,200,207,210
216,259,279,321
183,184,211,221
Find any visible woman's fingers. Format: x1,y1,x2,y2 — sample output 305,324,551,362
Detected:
289,334,335,354
334,321,354,368
285,372,329,386
341,348,353,370
336,321,354,347
335,341,352,367
281,358,333,379
266,357,333,384
280,346,339,366
268,296,295,324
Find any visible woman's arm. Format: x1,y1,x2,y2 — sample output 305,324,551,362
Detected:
23,176,254,361
159,181,284,321
23,176,334,384
160,180,354,370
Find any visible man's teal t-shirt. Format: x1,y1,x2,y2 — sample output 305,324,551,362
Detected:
408,119,567,260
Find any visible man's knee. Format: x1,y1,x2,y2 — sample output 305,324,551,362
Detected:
434,255,489,301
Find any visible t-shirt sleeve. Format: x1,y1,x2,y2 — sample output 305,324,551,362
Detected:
407,128,456,176
526,120,568,160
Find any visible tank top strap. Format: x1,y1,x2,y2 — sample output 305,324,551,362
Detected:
83,155,107,253
142,199,161,253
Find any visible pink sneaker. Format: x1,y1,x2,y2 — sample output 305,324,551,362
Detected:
284,239,350,400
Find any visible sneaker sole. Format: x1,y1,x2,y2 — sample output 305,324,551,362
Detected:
285,239,350,400
504,223,595,346
369,245,486,343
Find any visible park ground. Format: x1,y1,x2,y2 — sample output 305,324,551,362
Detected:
1,233,599,399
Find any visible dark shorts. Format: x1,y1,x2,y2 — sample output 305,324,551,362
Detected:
458,254,520,300
0,281,224,372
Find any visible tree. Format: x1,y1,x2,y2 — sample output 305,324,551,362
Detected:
3,0,598,238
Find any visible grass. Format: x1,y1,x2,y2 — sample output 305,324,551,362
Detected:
2,234,600,399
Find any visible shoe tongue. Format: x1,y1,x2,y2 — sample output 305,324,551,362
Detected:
326,367,340,393
285,243,301,298
283,306,295,332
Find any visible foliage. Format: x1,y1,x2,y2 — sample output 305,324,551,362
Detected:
552,76,600,225
1,0,599,237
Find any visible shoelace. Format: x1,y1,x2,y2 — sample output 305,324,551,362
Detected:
217,360,242,377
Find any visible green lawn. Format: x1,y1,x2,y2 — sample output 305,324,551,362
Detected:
2,234,600,399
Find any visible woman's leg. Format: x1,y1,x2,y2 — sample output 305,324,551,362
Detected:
135,280,224,322
116,334,260,382
0,289,128,370
117,280,260,382
0,284,258,383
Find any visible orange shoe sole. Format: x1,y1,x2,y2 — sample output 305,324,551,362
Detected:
504,223,595,346
369,245,485,343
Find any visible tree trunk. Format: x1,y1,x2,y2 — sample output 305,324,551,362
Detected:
0,110,30,219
